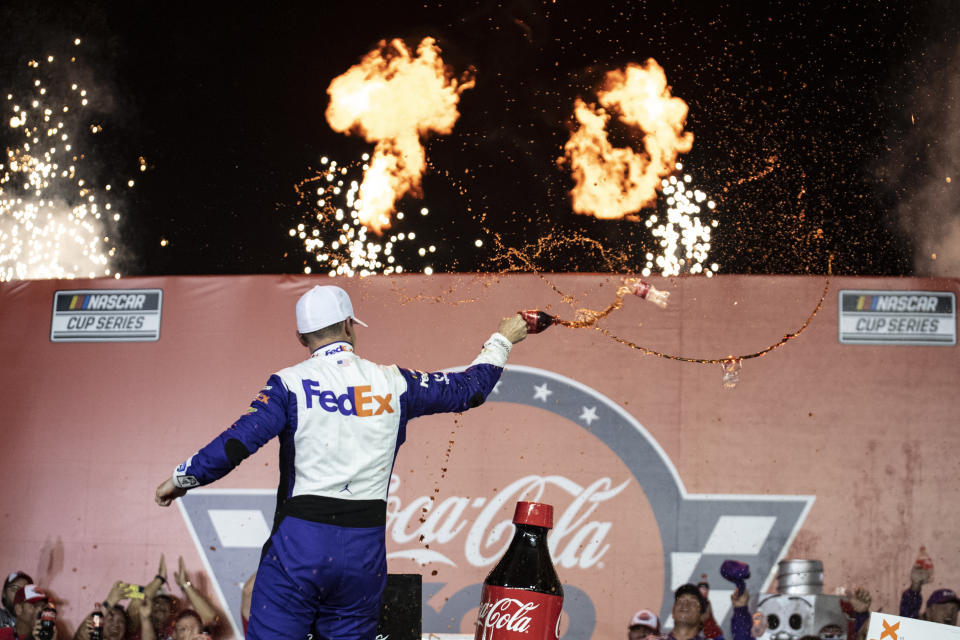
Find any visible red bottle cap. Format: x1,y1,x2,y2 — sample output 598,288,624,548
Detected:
513,501,553,529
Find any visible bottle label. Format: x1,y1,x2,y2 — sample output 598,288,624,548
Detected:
474,585,563,640
520,310,553,334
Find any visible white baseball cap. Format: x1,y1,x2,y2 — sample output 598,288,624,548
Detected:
296,285,368,333
629,609,660,632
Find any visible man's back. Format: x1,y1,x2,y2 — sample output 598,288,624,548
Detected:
154,285,530,640
274,342,407,502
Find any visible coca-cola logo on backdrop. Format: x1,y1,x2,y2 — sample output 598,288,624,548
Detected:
180,366,812,638
385,474,630,570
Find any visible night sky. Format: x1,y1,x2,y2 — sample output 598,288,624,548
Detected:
2,1,958,278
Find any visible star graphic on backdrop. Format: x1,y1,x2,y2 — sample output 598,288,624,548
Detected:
579,406,599,425
533,382,553,402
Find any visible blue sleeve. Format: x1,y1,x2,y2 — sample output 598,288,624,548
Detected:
730,605,753,640
399,363,503,419
174,374,290,487
900,588,922,619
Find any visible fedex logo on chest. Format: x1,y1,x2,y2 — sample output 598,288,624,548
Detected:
301,380,394,416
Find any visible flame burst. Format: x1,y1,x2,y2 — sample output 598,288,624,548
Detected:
325,37,474,235
560,60,718,277
561,59,693,219
1,41,128,281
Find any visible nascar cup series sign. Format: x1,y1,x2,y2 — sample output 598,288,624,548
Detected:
178,366,813,639
50,289,163,342
838,290,956,346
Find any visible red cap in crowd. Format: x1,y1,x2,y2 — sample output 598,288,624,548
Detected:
13,585,49,606
3,571,33,593
629,609,661,633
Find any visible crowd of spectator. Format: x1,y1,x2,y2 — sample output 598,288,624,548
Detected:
3,551,957,639
0,556,219,640
626,559,959,640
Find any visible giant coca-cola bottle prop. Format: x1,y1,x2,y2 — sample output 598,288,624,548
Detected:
474,501,564,640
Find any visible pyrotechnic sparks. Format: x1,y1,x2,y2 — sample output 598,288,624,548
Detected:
290,154,435,277
643,162,719,278
325,37,474,235
0,40,128,281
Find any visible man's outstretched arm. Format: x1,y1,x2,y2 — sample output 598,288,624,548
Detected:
401,315,527,418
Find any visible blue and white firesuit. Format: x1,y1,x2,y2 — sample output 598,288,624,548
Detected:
171,333,513,639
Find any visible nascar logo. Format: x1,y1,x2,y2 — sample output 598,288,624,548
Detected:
66,293,150,310
854,294,939,312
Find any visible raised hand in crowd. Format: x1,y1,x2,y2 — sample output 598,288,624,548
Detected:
901,557,938,620
71,606,99,640
101,581,136,640
127,554,170,635
149,553,168,602
138,595,156,640
729,587,754,640
842,586,874,637
700,597,725,639
102,582,128,611
910,563,933,592
731,587,750,609
174,557,219,629
29,610,58,640
850,587,872,614
73,602,129,640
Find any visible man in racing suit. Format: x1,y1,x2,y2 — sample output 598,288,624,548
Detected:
154,285,528,639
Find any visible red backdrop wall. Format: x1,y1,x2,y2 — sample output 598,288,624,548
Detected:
1,274,957,638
